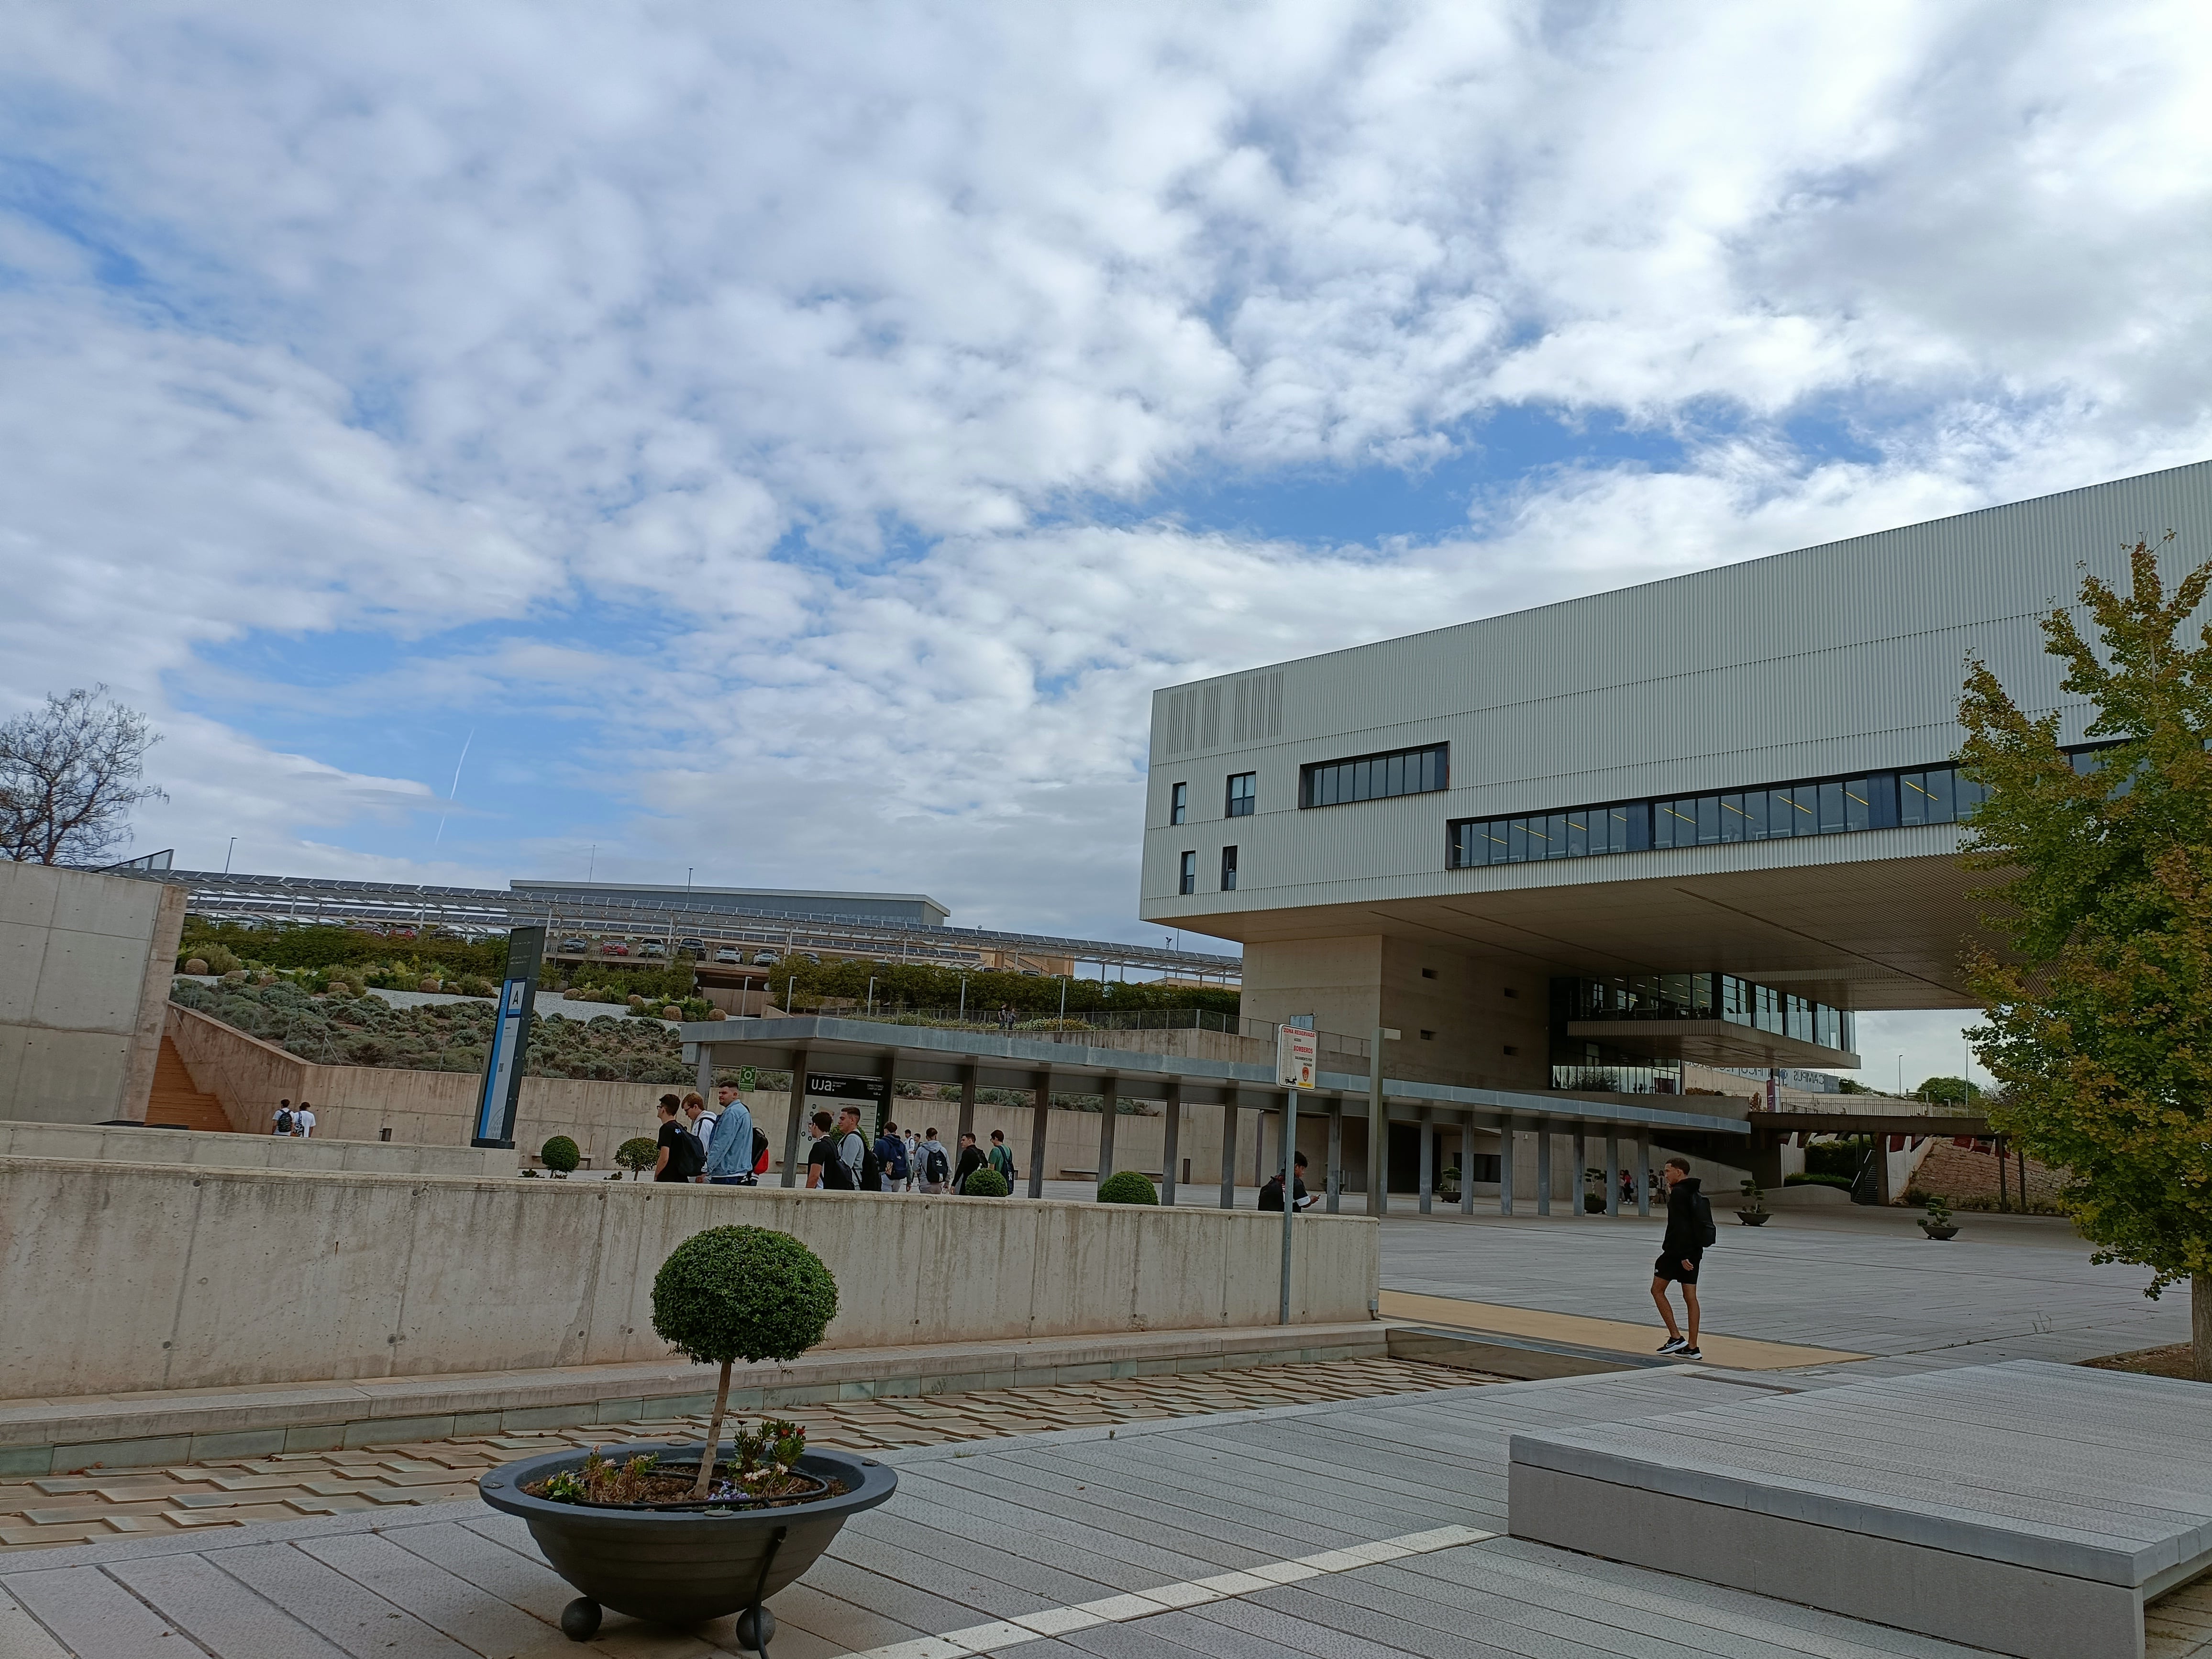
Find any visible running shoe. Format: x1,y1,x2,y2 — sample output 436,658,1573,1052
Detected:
1656,1336,1687,1354
1678,1346,1703,1361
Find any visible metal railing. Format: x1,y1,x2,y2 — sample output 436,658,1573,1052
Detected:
776,997,1368,1060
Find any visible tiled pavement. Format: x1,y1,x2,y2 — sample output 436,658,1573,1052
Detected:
16,1366,2202,1659
0,1358,1482,1555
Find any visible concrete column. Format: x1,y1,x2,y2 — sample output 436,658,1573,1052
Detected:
1604,1132,1619,1217
694,1045,714,1101
1875,1130,1896,1205
1536,1120,1552,1217
1573,1128,1587,1217
1326,1099,1343,1214
1635,1130,1651,1217
1219,1100,1239,1209
956,1064,978,1149
1027,1071,1051,1199
1458,1115,1474,1216
1161,1080,1183,1206
1499,1118,1515,1216
1418,1108,1434,1214
779,1048,810,1188
876,1052,897,1143
1096,1074,1120,1184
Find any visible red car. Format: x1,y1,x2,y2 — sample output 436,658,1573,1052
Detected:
600,942,629,957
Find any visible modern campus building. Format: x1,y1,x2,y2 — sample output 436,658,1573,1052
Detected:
1139,460,2212,1112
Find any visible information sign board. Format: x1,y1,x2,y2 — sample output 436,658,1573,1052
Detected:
1276,1024,1317,1089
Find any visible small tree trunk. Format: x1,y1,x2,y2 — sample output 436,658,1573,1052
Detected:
692,1359,734,1501
2196,1273,2212,1384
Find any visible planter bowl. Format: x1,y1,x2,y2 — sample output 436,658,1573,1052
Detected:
479,1442,895,1630
1736,1210,1771,1226
1920,1222,1959,1241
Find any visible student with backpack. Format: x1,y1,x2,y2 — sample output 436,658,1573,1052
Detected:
918,1129,951,1194
985,1128,1016,1192
703,1084,756,1186
812,1106,876,1190
653,1096,705,1183
271,1099,294,1136
1651,1156,1715,1360
874,1121,910,1192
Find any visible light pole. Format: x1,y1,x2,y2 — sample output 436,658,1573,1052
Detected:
223,838,236,876
1368,1026,1401,1216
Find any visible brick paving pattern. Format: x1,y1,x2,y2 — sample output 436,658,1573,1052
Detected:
0,1356,1482,1553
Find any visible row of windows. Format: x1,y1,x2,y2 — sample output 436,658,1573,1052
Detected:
1553,973,1853,1054
1169,774,1257,825
1301,743,1448,809
1448,762,1994,868
1177,846,1239,895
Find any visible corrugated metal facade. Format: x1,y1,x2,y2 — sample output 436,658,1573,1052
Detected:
1140,460,2212,922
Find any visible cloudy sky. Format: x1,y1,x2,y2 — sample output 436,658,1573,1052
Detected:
6,1,2210,1086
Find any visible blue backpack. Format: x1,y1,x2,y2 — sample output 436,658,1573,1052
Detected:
876,1134,910,1181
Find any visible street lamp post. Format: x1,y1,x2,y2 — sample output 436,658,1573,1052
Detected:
1368,1026,1401,1216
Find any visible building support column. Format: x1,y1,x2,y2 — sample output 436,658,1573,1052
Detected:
1027,1071,1051,1200
1635,1131,1651,1217
779,1048,810,1189
694,1045,714,1102
1326,1098,1343,1214
1604,1132,1619,1217
1418,1108,1435,1214
1573,1127,1587,1217
1367,1034,1389,1217
1161,1080,1183,1206
1458,1116,1474,1216
1096,1074,1120,1186
956,1064,978,1150
1536,1120,1552,1217
1278,1089,1298,1325
876,1051,897,1144
1219,1101,1239,1209
1499,1118,1515,1216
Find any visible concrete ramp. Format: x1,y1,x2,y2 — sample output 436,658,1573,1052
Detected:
1508,1360,2212,1659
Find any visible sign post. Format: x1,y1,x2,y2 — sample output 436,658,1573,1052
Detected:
472,927,545,1149
1275,1023,1318,1325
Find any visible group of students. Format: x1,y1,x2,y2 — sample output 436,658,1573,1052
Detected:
650,1090,1023,1195
269,1098,316,1137
651,1085,768,1183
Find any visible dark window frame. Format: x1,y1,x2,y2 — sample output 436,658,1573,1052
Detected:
1170,781,1188,825
1219,845,1239,891
1225,772,1256,818
1300,742,1448,809
1177,851,1197,895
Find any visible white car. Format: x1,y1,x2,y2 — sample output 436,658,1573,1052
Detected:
714,947,742,963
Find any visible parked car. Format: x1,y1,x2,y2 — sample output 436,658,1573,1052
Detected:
390,927,418,940
640,940,667,958
715,947,743,964
752,951,779,966
601,942,630,957
678,937,704,952
561,938,589,954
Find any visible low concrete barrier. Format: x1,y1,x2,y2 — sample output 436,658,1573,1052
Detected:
0,1118,514,1178
0,1157,1379,1399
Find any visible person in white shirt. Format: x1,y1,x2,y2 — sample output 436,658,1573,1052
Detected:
901,1128,922,1192
272,1099,295,1136
292,1103,317,1138
681,1093,716,1185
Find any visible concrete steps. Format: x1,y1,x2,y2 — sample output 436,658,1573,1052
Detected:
145,1036,233,1132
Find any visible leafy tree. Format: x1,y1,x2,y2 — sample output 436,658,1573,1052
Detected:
0,686,166,865
651,1226,837,1499
1911,1076,1982,1106
1960,534,2212,1377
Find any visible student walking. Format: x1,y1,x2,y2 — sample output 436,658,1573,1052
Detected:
874,1121,910,1191
681,1092,715,1184
653,1097,703,1183
918,1128,951,1194
272,1099,295,1135
702,1084,756,1186
953,1132,985,1193
1651,1156,1714,1360
985,1128,1016,1191
1258,1150,1315,1212
292,1102,316,1139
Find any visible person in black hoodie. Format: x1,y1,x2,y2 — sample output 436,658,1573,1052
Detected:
1650,1157,1707,1360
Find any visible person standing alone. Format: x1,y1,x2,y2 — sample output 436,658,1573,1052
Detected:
1650,1156,1712,1360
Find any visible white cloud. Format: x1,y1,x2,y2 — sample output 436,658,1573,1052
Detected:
3,0,2212,947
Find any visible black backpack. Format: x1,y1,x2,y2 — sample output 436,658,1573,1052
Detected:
925,1145,950,1183
858,1139,884,1192
669,1129,705,1180
1694,1192,1716,1247
274,1109,294,1135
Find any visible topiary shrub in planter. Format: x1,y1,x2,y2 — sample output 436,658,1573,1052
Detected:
661,1005,684,1021
182,957,209,976
420,976,442,993
615,1136,659,1180
962,1167,1010,1197
479,1226,885,1646
541,1136,581,1177
1096,1170,1158,1205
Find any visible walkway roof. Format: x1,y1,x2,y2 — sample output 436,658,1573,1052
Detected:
679,1016,1750,1136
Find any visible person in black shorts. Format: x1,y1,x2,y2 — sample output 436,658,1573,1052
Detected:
1650,1156,1705,1359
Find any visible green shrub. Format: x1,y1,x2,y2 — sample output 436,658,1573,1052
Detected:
180,943,241,975
1804,1139,1868,1178
962,1167,1010,1197
1785,1172,1856,1189
615,1136,659,1179
540,1135,581,1175
651,1226,839,1498
1096,1170,1158,1205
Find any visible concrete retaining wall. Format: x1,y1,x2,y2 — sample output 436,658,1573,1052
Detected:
0,863,186,1125
0,1156,1380,1398
0,1117,513,1177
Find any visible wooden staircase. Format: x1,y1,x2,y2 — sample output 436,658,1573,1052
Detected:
146,1036,236,1132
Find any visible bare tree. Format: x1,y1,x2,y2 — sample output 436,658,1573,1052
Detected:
0,687,167,866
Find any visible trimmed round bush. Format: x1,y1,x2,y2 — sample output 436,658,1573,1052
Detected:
540,1135,581,1175
627,993,647,1009
182,957,209,976
662,1005,684,1020
419,977,442,993
962,1167,1011,1197
652,1226,838,1367
614,1136,659,1179
1096,1170,1159,1205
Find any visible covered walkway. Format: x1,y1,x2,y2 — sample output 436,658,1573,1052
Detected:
678,1015,1750,1220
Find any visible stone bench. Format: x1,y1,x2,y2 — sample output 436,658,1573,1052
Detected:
1508,1360,2212,1659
